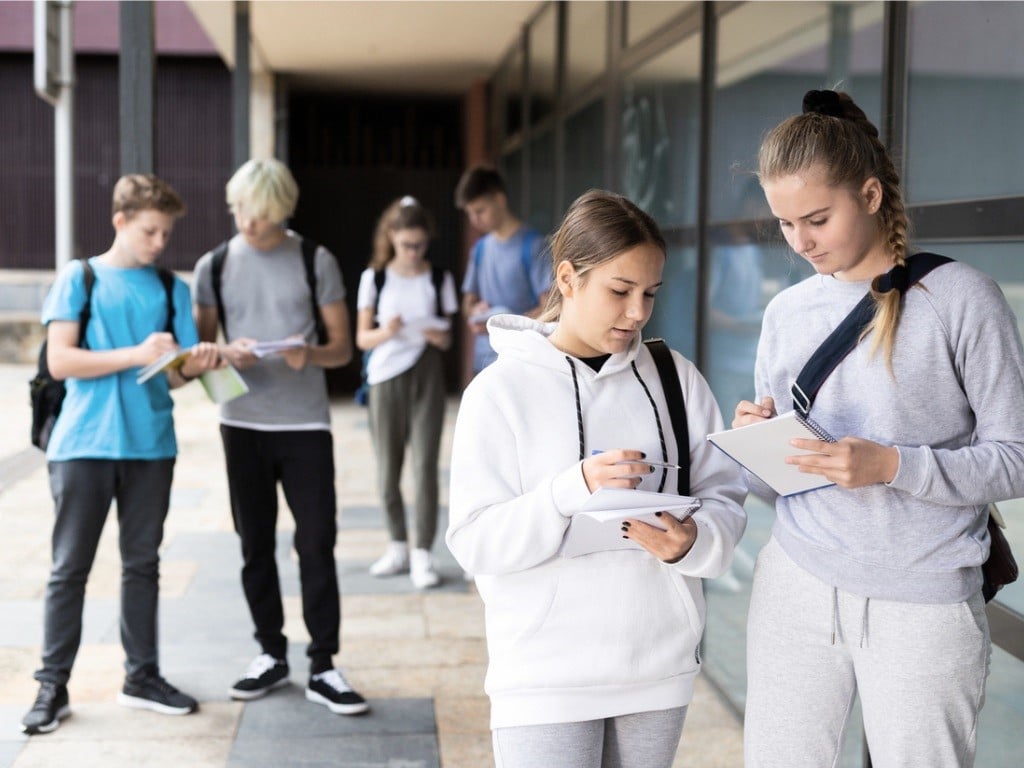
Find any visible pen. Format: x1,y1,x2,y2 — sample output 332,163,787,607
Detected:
591,450,682,470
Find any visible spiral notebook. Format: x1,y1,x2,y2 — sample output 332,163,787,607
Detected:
707,411,837,496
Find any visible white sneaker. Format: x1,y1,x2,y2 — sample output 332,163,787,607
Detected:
369,542,409,577
410,548,440,589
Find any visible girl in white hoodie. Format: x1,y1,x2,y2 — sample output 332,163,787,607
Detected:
446,190,747,768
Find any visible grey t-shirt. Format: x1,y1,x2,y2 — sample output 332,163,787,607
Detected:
193,231,345,430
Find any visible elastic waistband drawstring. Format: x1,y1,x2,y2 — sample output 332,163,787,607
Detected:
831,587,838,645
829,588,871,648
860,597,870,649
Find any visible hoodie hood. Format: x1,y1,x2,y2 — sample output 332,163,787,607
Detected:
486,313,644,377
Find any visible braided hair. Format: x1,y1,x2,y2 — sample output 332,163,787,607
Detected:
758,89,910,369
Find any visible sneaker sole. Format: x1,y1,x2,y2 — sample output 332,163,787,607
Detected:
116,692,197,715
21,704,71,735
228,677,290,701
369,566,409,577
305,688,370,716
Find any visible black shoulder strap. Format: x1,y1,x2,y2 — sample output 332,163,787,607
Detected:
77,259,96,349
210,240,230,339
301,237,327,345
156,267,176,340
372,267,448,319
645,338,691,495
792,252,954,415
431,267,447,317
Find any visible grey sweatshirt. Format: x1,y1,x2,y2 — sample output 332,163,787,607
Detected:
754,260,1024,603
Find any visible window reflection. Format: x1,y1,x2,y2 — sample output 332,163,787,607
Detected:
530,5,558,125
529,128,556,236
564,99,605,209
906,1,1024,202
627,1,695,47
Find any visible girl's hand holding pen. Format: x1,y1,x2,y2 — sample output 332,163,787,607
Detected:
733,396,776,428
582,449,652,493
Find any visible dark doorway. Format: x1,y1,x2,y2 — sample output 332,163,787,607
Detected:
287,91,464,395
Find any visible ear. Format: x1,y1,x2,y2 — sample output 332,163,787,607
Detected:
861,176,883,215
112,211,127,231
554,259,577,298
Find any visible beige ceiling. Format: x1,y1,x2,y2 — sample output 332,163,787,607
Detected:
186,0,542,93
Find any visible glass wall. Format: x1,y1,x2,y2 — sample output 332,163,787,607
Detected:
619,33,703,358
488,4,1024,764
905,1,1024,202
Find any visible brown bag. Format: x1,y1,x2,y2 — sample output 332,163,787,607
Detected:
982,504,1018,603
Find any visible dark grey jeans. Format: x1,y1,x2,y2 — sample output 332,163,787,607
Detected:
367,345,446,550
35,458,174,686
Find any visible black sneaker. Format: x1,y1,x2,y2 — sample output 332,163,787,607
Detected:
117,672,198,715
21,681,71,735
305,669,369,715
229,653,290,700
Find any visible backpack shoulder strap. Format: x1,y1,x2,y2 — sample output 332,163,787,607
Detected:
372,268,387,319
520,229,539,305
792,252,954,415
156,267,177,340
77,259,96,348
300,237,327,345
430,267,447,317
645,338,691,495
210,240,230,339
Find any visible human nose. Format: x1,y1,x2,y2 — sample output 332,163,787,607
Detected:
625,296,646,322
790,225,814,255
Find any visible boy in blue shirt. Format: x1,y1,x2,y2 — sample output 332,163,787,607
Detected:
21,174,221,735
455,165,551,373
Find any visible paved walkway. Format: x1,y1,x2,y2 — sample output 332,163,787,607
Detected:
0,362,743,767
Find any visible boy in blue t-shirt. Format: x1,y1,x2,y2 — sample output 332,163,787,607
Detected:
21,175,221,736
455,165,551,373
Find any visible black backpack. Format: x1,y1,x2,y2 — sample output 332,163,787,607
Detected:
29,261,176,451
209,237,327,342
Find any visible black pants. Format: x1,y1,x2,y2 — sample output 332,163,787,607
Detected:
220,426,340,672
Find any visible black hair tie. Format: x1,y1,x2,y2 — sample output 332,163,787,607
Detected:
802,89,844,118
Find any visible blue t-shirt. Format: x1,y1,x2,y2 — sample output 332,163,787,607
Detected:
461,226,551,371
41,257,200,461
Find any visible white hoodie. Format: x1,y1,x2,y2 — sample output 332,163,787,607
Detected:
446,315,747,729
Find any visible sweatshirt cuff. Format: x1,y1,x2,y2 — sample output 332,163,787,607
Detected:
887,445,926,495
671,517,715,573
550,462,592,518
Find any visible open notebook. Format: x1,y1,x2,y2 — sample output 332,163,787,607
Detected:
560,487,702,558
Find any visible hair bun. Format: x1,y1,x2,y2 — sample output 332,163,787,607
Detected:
802,89,844,118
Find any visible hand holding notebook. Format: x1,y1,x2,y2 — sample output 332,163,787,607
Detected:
707,411,837,496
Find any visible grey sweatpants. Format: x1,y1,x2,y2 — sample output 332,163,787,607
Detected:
492,707,687,768
367,346,445,549
745,537,990,768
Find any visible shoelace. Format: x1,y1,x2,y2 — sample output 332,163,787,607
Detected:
32,683,59,707
243,654,279,680
147,675,181,696
314,669,353,693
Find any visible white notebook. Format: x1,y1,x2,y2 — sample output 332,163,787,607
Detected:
707,411,837,497
560,487,702,558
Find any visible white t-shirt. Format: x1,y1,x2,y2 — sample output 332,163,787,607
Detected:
357,265,458,384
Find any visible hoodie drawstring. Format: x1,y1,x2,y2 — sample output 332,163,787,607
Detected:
566,356,585,461
564,357,670,490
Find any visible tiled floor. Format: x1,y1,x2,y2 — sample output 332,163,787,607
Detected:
0,363,743,767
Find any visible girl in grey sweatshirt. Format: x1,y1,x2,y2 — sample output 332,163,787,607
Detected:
735,89,1024,768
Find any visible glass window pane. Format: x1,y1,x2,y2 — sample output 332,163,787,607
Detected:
627,1,695,47
567,1,607,98
504,47,524,139
530,4,558,125
563,98,605,210
711,1,884,220
620,34,702,229
528,128,556,236
976,644,1024,768
502,148,523,219
906,1,1024,202
646,245,698,362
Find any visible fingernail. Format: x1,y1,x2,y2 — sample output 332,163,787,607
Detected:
654,511,663,517
621,522,631,528
621,535,628,539
640,452,647,458
649,465,656,473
